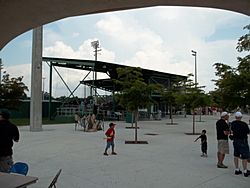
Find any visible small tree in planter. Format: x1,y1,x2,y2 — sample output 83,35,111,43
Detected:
114,67,162,144
175,74,209,135
160,86,177,125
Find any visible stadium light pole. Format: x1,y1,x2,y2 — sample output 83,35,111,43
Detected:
91,40,101,112
91,40,100,97
191,50,197,87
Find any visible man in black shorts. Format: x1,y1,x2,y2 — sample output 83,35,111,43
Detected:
231,112,250,177
216,112,230,168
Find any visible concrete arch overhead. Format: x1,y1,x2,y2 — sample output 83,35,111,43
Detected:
0,0,250,50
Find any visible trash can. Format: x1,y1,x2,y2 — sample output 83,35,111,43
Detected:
126,112,134,123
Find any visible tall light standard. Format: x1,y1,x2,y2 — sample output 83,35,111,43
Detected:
191,50,197,87
91,40,101,97
191,50,198,133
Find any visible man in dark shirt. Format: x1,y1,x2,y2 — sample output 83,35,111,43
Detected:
0,109,19,172
231,112,250,177
216,112,230,168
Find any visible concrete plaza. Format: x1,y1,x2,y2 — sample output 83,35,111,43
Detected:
13,114,250,188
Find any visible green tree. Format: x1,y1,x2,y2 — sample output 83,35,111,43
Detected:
160,78,186,124
236,24,250,52
211,63,239,110
212,24,250,111
175,74,210,134
114,67,162,143
161,88,176,124
236,24,250,107
0,71,28,110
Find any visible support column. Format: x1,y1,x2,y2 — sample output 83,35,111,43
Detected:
30,26,43,131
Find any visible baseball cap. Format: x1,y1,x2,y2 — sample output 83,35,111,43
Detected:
235,111,242,118
109,122,116,127
221,112,228,117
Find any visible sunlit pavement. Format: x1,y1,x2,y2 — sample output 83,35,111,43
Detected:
14,114,250,188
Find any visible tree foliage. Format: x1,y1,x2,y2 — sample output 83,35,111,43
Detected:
0,71,28,110
114,67,161,112
160,77,186,124
174,74,210,113
114,67,162,142
174,74,210,134
212,24,250,111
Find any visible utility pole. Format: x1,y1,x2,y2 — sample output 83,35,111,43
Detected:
191,50,198,134
191,50,197,87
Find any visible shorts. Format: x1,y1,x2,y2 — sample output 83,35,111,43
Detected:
217,140,229,154
0,156,13,173
106,141,114,149
233,139,250,160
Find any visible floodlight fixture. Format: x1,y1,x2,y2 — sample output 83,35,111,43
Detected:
191,50,197,56
91,40,99,49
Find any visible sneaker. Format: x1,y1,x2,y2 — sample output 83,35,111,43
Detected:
217,163,228,168
111,152,117,155
103,152,108,156
243,170,250,177
200,154,205,157
235,170,242,175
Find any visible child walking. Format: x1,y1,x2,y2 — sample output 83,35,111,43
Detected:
103,123,117,156
194,129,208,157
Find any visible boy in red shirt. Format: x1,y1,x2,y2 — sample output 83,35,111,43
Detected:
104,123,117,156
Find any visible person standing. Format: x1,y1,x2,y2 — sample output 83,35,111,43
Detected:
194,129,208,157
103,123,117,156
231,112,250,177
0,109,19,172
216,112,230,168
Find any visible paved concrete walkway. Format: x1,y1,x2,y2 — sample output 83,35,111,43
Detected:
13,114,250,188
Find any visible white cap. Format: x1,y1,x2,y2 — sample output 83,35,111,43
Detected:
235,111,242,118
221,112,228,117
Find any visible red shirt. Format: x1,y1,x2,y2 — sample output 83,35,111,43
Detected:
105,127,115,141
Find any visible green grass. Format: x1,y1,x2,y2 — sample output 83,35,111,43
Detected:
11,117,74,126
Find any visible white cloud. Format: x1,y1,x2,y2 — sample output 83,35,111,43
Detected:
93,8,246,92
43,28,63,46
43,40,115,62
96,14,163,50
4,7,248,97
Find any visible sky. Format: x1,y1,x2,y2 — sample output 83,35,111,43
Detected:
0,6,249,98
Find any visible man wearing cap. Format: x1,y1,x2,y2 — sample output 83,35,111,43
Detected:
216,112,230,168
0,109,19,172
231,112,250,177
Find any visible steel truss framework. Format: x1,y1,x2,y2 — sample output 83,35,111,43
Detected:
42,56,187,118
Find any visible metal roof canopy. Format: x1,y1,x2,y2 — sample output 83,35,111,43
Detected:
43,56,187,92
